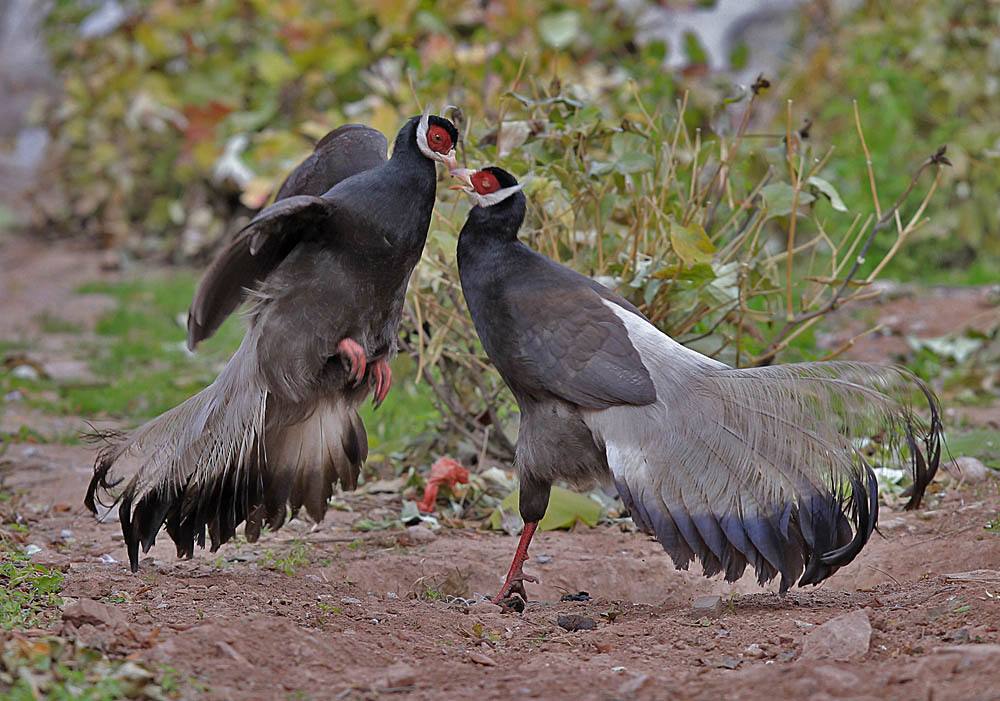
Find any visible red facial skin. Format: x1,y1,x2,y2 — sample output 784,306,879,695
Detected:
472,170,501,195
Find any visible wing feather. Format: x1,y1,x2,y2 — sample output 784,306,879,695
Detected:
187,124,388,349
587,302,941,590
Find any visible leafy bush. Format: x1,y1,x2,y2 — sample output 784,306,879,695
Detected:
413,82,945,460
38,1,947,464
40,0,676,258
779,0,999,282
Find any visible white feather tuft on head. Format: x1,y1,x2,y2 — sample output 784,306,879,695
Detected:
416,108,436,161
470,183,524,208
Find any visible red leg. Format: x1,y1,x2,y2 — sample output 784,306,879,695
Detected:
491,521,539,605
370,357,393,407
336,338,367,386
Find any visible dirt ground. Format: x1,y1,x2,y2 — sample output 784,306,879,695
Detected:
2,236,1000,701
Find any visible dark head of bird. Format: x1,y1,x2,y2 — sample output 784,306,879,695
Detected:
395,113,460,171
449,166,527,240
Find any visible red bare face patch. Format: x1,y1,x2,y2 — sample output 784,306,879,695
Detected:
472,170,501,195
426,125,453,155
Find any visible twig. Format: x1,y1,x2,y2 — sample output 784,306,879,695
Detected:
753,146,949,365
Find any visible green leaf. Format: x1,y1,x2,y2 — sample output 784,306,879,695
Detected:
611,132,654,174
615,151,655,174
538,11,581,49
670,221,715,266
489,486,603,532
256,50,297,85
761,183,815,217
806,176,849,212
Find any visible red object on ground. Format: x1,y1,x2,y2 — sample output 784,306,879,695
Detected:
416,457,470,513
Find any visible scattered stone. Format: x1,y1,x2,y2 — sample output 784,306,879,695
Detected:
560,591,591,602
11,364,40,380
611,666,627,674
23,544,42,556
743,643,766,659
702,656,741,670
340,597,363,605
381,662,417,688
793,619,814,629
947,456,992,483
594,641,613,654
617,674,653,696
98,553,117,564
398,525,437,546
557,614,597,632
802,609,872,661
691,595,722,617
62,598,128,629
469,600,502,614
468,651,497,666
535,554,553,564
944,628,971,644
31,550,70,571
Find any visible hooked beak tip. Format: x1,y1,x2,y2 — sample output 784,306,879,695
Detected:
449,167,475,192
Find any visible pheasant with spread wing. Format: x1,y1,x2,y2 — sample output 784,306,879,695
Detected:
86,115,459,571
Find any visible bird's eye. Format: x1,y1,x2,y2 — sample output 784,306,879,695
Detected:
426,124,453,154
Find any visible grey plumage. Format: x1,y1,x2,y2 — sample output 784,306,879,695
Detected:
454,166,942,595
585,302,940,589
86,118,459,570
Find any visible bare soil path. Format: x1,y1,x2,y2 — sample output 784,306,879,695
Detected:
2,237,999,701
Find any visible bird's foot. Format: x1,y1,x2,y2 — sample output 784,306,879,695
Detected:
370,357,392,407
336,338,367,386
492,571,539,606
491,521,539,606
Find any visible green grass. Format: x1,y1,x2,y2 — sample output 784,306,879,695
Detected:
945,429,1000,470
0,547,64,631
262,541,311,575
2,273,442,455
34,311,84,335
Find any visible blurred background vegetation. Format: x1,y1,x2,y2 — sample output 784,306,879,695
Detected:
3,0,997,467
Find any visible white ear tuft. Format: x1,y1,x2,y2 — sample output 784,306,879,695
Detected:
472,183,524,208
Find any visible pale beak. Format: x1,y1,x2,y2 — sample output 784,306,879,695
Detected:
449,168,475,192
442,149,459,172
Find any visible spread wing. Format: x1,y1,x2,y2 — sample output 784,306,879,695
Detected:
186,124,388,349
274,124,388,199
502,280,657,409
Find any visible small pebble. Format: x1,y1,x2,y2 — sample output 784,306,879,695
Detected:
691,595,722,617
557,614,597,632
12,365,40,380
469,600,502,614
